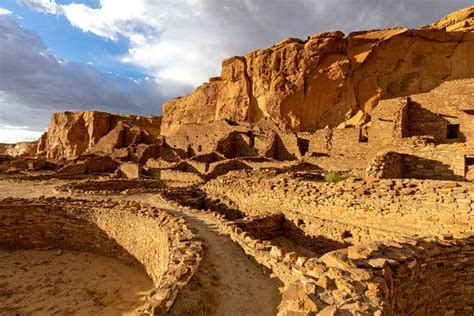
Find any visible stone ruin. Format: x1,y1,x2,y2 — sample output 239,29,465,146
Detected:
0,197,202,314
1,6,474,316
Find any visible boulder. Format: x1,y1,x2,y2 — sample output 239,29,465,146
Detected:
83,156,118,173
119,162,143,179
134,141,181,164
56,156,117,175
57,162,87,175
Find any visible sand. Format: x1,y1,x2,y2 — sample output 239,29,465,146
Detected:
0,250,153,315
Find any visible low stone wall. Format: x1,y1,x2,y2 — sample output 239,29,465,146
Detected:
0,197,202,314
57,179,167,194
161,195,474,315
204,173,474,244
280,236,474,315
366,151,404,179
160,169,205,184
367,149,468,181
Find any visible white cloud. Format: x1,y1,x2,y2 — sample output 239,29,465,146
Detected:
0,8,12,16
18,0,60,14
0,126,43,144
0,17,175,136
22,0,474,88
3,0,473,143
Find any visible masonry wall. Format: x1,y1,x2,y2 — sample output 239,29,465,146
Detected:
165,177,474,316
385,244,474,315
307,80,474,178
404,80,474,145
204,174,474,245
0,203,141,266
0,198,203,314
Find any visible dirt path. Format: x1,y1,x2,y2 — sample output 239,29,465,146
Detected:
0,180,61,199
140,195,282,316
0,181,282,315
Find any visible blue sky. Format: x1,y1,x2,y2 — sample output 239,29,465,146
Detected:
1,0,147,80
0,0,472,143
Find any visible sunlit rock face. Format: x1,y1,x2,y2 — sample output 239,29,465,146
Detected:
42,111,162,159
161,6,474,136
0,142,37,157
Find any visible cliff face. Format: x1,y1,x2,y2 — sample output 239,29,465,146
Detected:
43,111,162,159
161,6,474,136
430,5,474,32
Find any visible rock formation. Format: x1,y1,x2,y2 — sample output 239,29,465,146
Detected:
42,111,162,159
165,119,304,161
0,141,38,157
161,6,474,135
430,5,474,32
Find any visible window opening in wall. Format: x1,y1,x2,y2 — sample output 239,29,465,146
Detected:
297,138,309,156
359,128,368,143
247,131,255,148
297,219,305,226
447,124,460,139
465,156,474,181
341,230,353,239
198,145,202,152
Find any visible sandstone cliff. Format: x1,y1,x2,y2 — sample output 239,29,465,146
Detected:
430,5,474,32
0,141,38,157
161,6,474,136
42,111,162,159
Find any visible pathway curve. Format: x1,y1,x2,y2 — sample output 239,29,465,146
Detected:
139,195,282,316
0,181,282,315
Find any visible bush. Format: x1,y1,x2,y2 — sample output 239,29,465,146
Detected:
324,171,348,183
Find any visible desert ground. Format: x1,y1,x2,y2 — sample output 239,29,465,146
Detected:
1,5,474,316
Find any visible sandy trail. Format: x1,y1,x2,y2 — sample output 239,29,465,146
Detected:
0,250,153,315
139,195,282,316
0,181,282,315
0,180,60,199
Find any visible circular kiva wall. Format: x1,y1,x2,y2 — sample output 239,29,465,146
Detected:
0,197,202,314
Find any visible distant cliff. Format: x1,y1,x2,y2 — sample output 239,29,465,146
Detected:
161,6,474,135
0,142,38,157
40,111,162,159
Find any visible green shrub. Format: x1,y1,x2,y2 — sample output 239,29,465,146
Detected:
324,171,348,183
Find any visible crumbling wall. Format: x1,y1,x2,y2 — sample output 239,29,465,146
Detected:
280,236,474,315
163,182,474,316
367,146,467,181
366,151,404,179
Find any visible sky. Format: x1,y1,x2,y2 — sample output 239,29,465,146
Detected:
0,0,472,143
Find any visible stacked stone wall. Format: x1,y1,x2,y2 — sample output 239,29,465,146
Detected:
204,173,474,244
161,188,474,315
0,197,202,313
57,179,168,194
